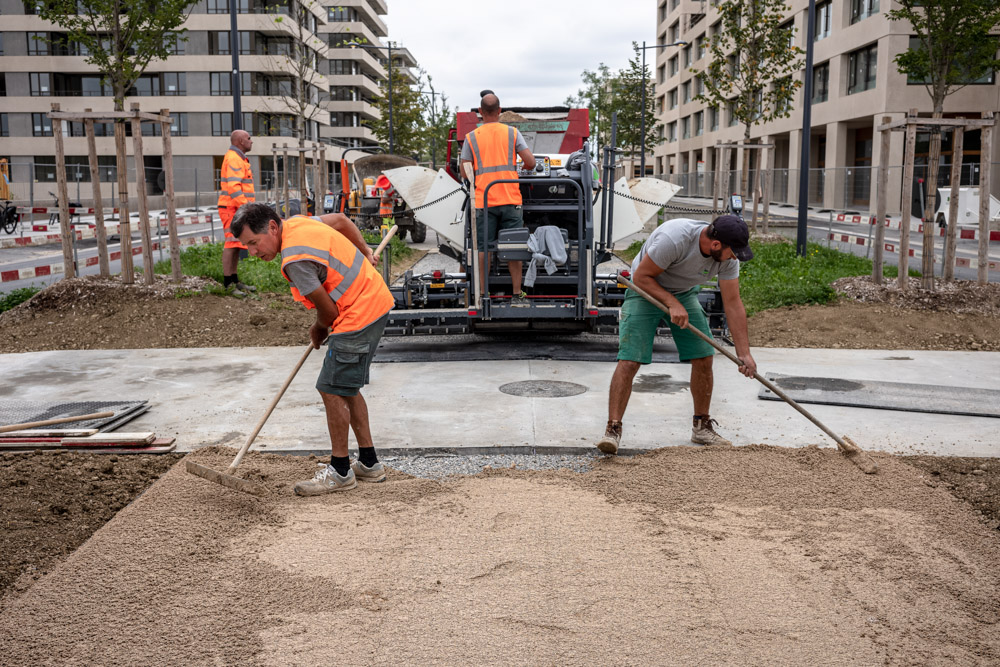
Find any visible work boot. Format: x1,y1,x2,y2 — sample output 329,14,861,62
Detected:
511,291,529,307
596,420,622,454
351,458,387,483
236,281,257,293
691,415,733,447
226,284,247,298
293,463,357,496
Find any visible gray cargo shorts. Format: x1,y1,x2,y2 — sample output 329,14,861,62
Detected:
316,312,389,397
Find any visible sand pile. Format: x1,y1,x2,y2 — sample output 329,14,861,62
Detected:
1,446,998,664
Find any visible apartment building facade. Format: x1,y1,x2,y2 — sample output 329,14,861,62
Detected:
0,0,413,205
651,0,1000,216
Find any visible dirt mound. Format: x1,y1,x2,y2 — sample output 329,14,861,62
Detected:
834,275,1000,316
1,446,998,663
498,110,527,123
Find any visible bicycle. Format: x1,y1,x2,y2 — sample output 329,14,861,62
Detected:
48,191,82,227
1,200,19,234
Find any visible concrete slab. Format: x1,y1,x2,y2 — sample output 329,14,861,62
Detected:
2,347,998,457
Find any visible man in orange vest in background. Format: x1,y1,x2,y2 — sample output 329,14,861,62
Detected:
231,203,394,496
218,130,256,296
461,92,536,304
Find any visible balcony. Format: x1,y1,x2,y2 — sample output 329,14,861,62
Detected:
326,99,380,120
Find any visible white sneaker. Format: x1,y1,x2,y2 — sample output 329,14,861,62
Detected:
294,464,357,496
691,416,733,446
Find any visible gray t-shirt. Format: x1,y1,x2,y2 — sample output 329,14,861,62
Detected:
630,218,739,294
460,123,529,163
283,259,327,297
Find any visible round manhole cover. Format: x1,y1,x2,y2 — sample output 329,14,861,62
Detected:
499,380,588,398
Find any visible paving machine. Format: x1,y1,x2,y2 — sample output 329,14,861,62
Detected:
332,150,428,242
379,107,726,337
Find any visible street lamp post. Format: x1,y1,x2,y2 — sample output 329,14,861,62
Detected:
417,88,441,169
348,40,399,154
637,40,688,176
796,0,817,256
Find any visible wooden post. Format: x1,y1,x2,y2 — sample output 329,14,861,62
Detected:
898,110,918,290
130,104,154,285
712,142,721,216
762,144,773,234
83,109,110,278
282,143,289,217
160,109,181,282
720,146,730,205
312,143,320,214
977,112,994,286
922,114,943,289
297,139,306,203
873,116,892,285
944,122,964,281
114,116,134,283
50,103,76,280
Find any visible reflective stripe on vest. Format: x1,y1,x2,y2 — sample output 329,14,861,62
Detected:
467,123,521,209
279,216,394,333
218,147,255,208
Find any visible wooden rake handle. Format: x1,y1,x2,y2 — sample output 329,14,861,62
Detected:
226,344,314,473
617,275,859,456
373,223,398,258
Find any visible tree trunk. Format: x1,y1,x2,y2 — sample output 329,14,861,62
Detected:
922,107,943,290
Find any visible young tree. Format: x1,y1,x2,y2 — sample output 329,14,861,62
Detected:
696,0,803,220
364,65,427,157
419,74,452,170
614,44,662,178
888,0,1000,286
566,63,619,164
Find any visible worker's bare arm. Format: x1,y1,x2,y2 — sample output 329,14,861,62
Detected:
304,285,340,348
317,213,376,266
633,255,687,327
719,278,756,377
517,148,536,171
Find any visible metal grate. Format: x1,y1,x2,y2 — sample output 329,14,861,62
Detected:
0,400,149,432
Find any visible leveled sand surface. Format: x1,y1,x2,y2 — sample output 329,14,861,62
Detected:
1,446,998,665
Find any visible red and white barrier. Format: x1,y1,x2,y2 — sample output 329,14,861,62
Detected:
0,234,215,283
3,213,216,248
14,206,119,215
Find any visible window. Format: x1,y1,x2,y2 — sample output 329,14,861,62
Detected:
330,59,359,75
710,106,719,131
682,116,690,139
669,23,679,43
27,32,49,55
328,6,358,21
34,157,57,182
694,75,703,98
658,125,665,141
0,114,8,137
30,72,52,96
667,121,677,142
848,44,878,94
207,0,250,13
905,36,996,84
65,121,114,137
727,99,738,126
668,88,677,109
815,1,832,41
696,35,707,61
164,32,185,55
33,113,53,136
34,156,116,183
330,86,358,101
330,112,360,126
851,0,879,24
658,65,665,84
668,56,678,77
0,74,5,97
0,33,4,56
211,72,231,96
81,76,112,97
695,111,704,136
170,113,188,137
210,31,250,55
659,2,667,23
682,45,692,68
774,76,793,113
780,20,795,49
682,81,690,103
329,34,357,48
212,112,233,136
812,62,830,103
130,73,186,96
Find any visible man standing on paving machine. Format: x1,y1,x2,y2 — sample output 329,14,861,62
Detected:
596,215,757,454
231,203,395,495
461,92,536,303
218,130,257,297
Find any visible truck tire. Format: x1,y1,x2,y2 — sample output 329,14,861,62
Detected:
396,226,408,241
410,221,427,243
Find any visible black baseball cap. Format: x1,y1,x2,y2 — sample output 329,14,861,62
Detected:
710,215,753,262
479,89,495,98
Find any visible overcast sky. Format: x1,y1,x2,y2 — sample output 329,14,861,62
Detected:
386,0,658,112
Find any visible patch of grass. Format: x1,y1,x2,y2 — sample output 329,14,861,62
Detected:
620,240,644,262
739,239,919,314
362,230,413,264
0,287,40,313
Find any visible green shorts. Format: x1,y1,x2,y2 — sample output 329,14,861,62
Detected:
617,287,715,363
316,313,389,397
475,204,523,245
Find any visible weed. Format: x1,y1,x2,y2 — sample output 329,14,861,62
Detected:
0,287,40,313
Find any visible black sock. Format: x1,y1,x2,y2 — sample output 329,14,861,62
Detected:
330,455,350,477
223,274,237,287
358,447,378,467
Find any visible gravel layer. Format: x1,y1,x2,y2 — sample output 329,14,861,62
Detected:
383,453,600,479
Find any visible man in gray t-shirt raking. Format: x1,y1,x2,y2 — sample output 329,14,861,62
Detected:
596,215,757,453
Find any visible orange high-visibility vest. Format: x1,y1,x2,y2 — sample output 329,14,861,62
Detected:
279,215,394,333
218,146,255,208
466,122,521,209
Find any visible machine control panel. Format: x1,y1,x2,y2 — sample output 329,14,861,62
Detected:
517,155,551,177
